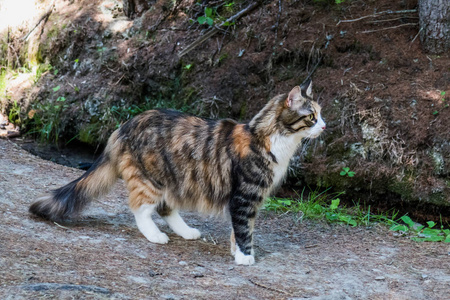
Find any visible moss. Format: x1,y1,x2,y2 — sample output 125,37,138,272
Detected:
37,19,63,63
430,148,445,175
427,191,449,207
388,179,414,201
78,123,102,145
0,70,8,98
27,39,44,67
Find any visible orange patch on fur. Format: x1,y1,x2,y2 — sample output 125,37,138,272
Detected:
264,136,271,153
230,229,236,254
232,124,251,158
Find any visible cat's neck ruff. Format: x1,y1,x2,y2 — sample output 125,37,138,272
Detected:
269,131,306,189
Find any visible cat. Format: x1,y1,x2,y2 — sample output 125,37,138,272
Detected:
29,80,325,265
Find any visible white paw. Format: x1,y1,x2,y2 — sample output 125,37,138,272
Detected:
179,227,201,240
235,247,255,265
235,253,255,265
147,232,169,244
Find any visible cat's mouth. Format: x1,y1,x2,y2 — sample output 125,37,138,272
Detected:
308,126,325,138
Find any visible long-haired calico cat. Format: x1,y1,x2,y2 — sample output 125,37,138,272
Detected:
29,80,325,265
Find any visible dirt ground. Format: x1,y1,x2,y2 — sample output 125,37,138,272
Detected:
1,138,449,299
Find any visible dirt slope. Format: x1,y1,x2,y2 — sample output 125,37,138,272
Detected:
2,0,449,220
0,138,449,299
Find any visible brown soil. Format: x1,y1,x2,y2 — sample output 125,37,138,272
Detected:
1,138,449,299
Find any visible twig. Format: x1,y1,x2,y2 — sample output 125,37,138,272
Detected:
358,23,418,34
113,74,125,86
302,56,322,85
148,15,164,32
366,16,418,24
22,0,56,41
8,43,21,68
337,9,417,25
217,26,229,55
274,0,282,41
410,27,423,48
248,278,291,295
178,1,261,57
53,222,70,230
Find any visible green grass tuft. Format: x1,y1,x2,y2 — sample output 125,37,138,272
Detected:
265,187,449,243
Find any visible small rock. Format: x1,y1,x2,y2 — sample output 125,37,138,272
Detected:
149,270,161,277
192,272,204,278
375,276,385,281
178,261,188,266
421,274,428,280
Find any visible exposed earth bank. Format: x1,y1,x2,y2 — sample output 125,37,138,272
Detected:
1,138,449,299
1,0,450,221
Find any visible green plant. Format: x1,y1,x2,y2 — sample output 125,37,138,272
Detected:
265,191,448,243
313,0,346,5
27,96,70,144
441,91,449,108
197,7,215,26
390,215,450,242
224,2,235,11
265,188,350,225
8,100,21,125
340,167,355,177
34,63,53,83
0,70,8,96
324,198,357,226
197,6,235,27
265,187,400,227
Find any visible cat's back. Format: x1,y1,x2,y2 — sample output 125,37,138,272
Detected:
118,109,238,144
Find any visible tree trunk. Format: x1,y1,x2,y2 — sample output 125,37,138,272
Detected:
419,0,450,54
123,0,151,19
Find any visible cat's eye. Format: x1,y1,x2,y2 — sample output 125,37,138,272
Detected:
309,114,315,120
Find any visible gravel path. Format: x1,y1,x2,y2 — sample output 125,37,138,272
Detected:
0,138,449,299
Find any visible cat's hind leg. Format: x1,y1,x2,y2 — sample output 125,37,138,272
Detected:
133,204,169,244
121,155,169,244
157,202,201,240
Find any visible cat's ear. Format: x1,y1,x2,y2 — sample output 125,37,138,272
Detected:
286,86,301,108
300,79,313,98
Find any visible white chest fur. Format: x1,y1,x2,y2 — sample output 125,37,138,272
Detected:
269,133,304,189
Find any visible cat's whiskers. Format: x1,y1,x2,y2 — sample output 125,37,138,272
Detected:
299,138,311,158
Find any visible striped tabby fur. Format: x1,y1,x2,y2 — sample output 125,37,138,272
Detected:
29,80,325,265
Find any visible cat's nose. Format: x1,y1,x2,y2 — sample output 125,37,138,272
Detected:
322,126,326,130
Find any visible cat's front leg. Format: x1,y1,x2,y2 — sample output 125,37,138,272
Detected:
230,198,258,265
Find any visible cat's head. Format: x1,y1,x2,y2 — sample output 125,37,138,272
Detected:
280,80,325,138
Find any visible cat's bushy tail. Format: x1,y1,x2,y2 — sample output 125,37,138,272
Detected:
29,132,120,221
